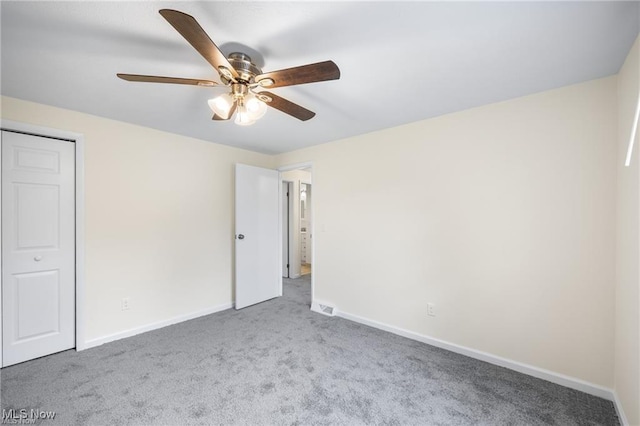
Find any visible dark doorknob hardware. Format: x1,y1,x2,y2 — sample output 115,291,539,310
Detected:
237,234,245,240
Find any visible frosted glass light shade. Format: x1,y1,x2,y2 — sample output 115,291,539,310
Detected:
234,103,256,126
208,93,234,119
244,93,267,120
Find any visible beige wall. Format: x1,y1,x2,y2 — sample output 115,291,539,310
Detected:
275,76,618,387
616,35,640,426
0,96,273,342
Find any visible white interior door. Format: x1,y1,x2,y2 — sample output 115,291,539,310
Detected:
2,131,76,366
235,164,280,309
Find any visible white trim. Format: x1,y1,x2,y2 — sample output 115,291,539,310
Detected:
74,135,86,350
0,130,3,368
278,161,313,172
281,180,295,280
0,120,81,142
0,119,86,363
84,302,233,350
613,391,629,426
337,309,616,401
277,174,284,296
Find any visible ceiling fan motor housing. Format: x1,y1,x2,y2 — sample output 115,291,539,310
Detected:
225,52,262,83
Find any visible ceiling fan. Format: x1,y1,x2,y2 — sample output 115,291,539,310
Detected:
117,9,341,126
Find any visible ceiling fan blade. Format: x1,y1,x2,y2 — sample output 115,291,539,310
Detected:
255,61,340,88
117,73,220,87
258,91,315,121
212,101,237,120
159,9,239,80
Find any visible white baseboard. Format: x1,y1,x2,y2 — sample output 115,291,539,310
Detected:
337,309,616,402
82,302,233,350
612,391,629,426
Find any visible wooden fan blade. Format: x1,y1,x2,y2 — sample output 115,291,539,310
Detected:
212,101,237,120
117,73,219,87
255,61,340,88
159,9,239,79
259,91,315,121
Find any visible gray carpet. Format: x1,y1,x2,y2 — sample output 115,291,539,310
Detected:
1,275,618,425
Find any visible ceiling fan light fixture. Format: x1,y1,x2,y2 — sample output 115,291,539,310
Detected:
208,93,234,118
245,93,268,120
235,101,256,126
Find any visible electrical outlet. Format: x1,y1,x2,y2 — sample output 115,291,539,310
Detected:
427,303,435,317
122,297,130,311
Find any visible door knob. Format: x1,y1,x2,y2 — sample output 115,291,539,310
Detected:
34,256,42,261
237,234,245,240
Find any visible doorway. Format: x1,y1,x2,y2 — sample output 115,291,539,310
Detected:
300,182,311,276
0,121,85,367
282,181,292,278
279,164,313,307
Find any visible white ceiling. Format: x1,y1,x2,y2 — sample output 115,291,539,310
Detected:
1,1,638,154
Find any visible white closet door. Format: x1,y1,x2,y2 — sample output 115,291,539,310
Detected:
2,131,76,366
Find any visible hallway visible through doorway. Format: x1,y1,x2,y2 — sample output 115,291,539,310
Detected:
281,166,312,307
301,263,311,275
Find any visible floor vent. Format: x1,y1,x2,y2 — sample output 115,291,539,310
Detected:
319,304,335,315
312,300,337,317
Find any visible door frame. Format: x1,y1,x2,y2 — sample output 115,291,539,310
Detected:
278,162,314,307
0,119,86,367
299,181,312,272
282,180,293,278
